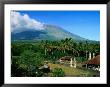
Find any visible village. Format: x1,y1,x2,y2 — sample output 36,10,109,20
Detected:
37,53,100,77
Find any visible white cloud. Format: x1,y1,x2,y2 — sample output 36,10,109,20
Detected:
11,11,45,32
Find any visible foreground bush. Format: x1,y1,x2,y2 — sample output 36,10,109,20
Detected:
51,68,65,77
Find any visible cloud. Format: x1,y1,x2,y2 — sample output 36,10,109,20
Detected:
11,11,45,32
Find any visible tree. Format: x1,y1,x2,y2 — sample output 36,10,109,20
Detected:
19,50,44,76
11,56,27,77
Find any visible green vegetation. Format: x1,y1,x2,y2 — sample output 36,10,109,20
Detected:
51,68,65,77
48,63,99,77
11,38,100,77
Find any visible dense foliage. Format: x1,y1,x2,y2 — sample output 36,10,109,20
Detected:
11,38,100,77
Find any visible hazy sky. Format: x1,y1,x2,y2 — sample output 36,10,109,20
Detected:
13,11,100,41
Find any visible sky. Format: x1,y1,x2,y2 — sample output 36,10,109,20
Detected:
11,11,100,41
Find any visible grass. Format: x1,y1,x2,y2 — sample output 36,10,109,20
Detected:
48,63,99,77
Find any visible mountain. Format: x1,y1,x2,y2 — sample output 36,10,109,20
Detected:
11,24,87,41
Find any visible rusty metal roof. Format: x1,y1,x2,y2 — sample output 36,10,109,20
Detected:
86,55,100,65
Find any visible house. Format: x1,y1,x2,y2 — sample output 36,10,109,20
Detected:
59,56,76,68
83,55,100,71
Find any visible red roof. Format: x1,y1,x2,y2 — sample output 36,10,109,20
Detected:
86,55,100,65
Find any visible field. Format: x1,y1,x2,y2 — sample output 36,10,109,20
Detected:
47,63,99,77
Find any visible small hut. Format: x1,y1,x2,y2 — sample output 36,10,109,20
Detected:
59,56,76,68
84,55,100,71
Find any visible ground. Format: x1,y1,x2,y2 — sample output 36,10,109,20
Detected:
48,63,100,77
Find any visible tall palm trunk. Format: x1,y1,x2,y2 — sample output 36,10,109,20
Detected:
45,48,47,55
86,51,88,59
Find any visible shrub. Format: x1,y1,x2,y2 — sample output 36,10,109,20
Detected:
52,68,65,77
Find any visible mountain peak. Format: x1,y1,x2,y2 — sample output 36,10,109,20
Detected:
11,24,86,41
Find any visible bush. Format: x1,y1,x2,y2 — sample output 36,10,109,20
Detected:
51,68,65,77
